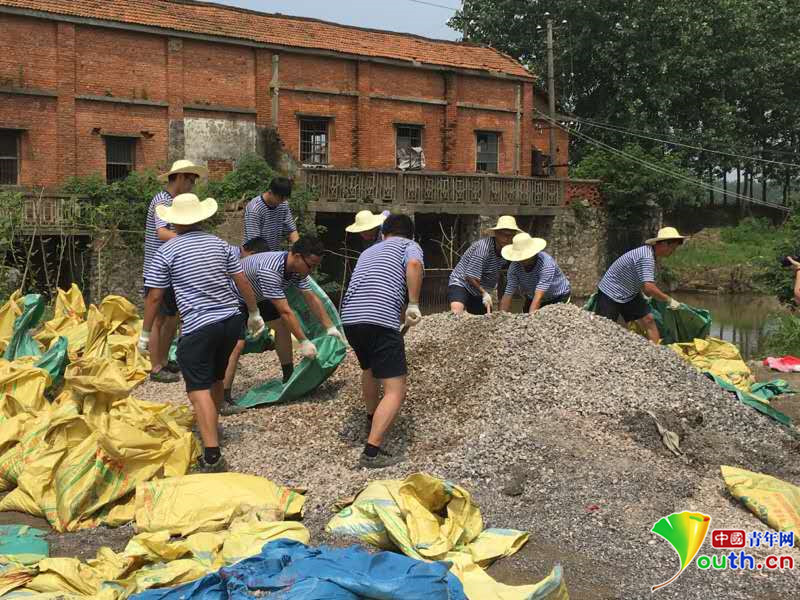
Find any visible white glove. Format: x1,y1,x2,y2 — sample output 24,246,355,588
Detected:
247,311,265,337
327,326,345,343
405,304,422,328
137,331,150,355
482,291,493,313
300,339,318,359
667,297,681,310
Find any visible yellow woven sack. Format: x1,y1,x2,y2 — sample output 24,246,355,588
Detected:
722,465,800,534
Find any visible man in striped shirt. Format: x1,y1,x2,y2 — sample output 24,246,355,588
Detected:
341,214,424,469
499,233,571,313
143,160,207,383
140,193,265,472
243,177,300,251
237,237,345,385
594,227,687,343
448,215,521,315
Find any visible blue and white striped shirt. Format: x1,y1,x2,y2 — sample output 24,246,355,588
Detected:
598,245,656,303
145,230,243,336
449,238,506,296
505,252,571,301
243,196,297,250
240,251,311,302
143,190,173,278
341,237,425,330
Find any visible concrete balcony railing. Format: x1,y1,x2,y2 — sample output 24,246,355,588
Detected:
302,168,595,215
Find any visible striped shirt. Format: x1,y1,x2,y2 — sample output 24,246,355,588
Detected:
240,251,311,302
143,190,173,277
448,238,506,296
341,237,425,330
243,196,297,250
598,245,656,303
505,252,571,300
145,230,243,336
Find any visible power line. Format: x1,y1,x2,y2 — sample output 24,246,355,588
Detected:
404,0,458,11
575,117,800,169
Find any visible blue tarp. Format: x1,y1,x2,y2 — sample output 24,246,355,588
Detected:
131,539,467,600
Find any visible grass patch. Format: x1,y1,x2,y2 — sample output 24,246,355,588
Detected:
762,314,800,357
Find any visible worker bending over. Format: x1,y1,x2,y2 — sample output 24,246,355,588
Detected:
499,233,571,314
448,215,521,315
593,227,687,343
243,177,300,251
341,214,424,468
140,193,264,472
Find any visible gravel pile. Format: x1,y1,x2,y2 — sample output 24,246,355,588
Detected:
133,303,799,599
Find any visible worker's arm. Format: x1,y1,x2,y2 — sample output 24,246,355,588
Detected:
301,289,334,329
529,290,546,313
642,281,672,302
287,230,300,244
466,276,487,296
232,272,258,313
142,288,164,333
157,227,176,242
407,259,423,304
499,294,514,312
272,297,308,341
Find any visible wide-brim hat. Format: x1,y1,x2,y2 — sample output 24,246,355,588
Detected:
645,226,688,245
488,215,523,233
501,233,547,262
156,193,218,225
158,159,208,183
346,210,387,233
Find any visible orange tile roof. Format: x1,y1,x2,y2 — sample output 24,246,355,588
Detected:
0,0,533,79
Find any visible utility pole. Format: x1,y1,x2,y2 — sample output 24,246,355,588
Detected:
546,15,557,175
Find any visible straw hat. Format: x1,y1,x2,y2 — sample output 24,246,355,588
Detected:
346,210,387,233
645,226,688,245
488,215,523,233
156,193,218,225
158,159,208,183
501,233,547,262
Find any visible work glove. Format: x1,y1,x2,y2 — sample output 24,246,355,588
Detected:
300,339,318,360
247,310,265,338
327,326,346,343
137,331,150,355
667,297,681,310
482,291,493,313
405,303,422,328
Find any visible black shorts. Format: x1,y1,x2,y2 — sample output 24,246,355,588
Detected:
177,313,245,392
446,285,487,315
344,324,407,380
594,289,650,323
144,286,178,317
522,292,571,313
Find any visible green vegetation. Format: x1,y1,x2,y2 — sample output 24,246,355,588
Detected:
762,314,800,358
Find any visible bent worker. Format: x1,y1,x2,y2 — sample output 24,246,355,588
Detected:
143,159,207,383
345,210,390,248
243,177,299,251
219,236,272,415
593,226,687,343
238,237,344,385
341,214,424,468
140,193,265,472
448,215,521,315
499,233,571,314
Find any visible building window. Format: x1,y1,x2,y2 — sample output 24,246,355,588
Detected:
0,130,20,185
476,132,499,173
105,137,136,182
396,125,422,166
300,118,329,166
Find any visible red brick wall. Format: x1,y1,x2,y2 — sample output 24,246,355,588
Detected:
0,14,57,90
76,26,167,102
458,75,517,110
182,39,256,109
368,99,445,170
370,63,444,99
281,53,357,91
0,95,58,187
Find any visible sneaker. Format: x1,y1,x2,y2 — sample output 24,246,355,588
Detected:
197,456,228,473
149,369,180,383
358,448,404,469
164,360,181,373
219,401,246,416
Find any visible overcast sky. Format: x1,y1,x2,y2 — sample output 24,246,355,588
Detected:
214,0,462,41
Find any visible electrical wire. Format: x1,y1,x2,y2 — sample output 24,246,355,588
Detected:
535,109,790,211
404,0,458,11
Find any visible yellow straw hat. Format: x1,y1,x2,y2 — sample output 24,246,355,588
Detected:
156,193,218,225
501,233,547,262
488,215,523,233
645,226,688,245
158,159,208,183
346,210,387,233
